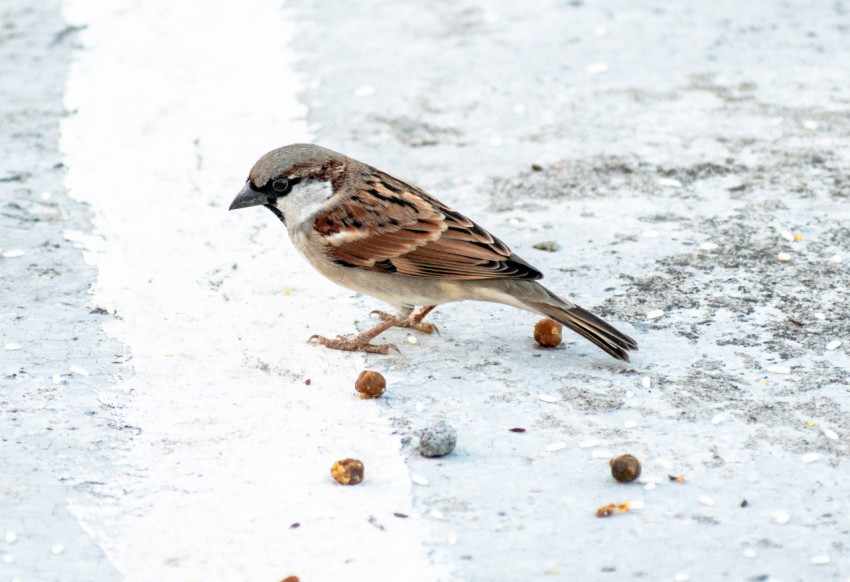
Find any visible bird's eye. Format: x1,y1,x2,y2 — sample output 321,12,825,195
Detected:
272,178,290,194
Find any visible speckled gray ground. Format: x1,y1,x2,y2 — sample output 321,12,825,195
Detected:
287,0,849,579
0,2,124,579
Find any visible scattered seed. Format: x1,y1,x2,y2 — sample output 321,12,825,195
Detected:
354,370,386,399
610,455,642,483
668,474,686,483
586,62,609,75
674,573,690,582
641,377,651,388
591,449,613,459
699,241,719,251
787,317,803,326
418,421,457,457
429,509,444,519
772,510,790,524
330,458,364,485
52,374,61,384
2,249,25,258
545,442,567,452
69,365,89,376
829,254,841,263
743,549,756,558
642,230,659,238
765,365,790,374
826,340,841,351
794,234,804,241
646,309,664,320
623,420,637,428
4,343,21,351
353,85,375,97
810,555,830,565
4,532,16,543
658,178,682,188
644,482,656,491
448,533,458,545
509,427,526,433
393,513,408,519
51,544,64,555
595,502,630,518
781,231,795,242
654,458,673,470
579,439,599,448
411,474,429,486
406,336,417,344
538,393,558,403
823,428,839,441
777,252,792,261
813,313,826,320
534,318,563,347
698,496,715,506
533,240,559,252
801,453,819,464
711,412,729,425
802,119,819,130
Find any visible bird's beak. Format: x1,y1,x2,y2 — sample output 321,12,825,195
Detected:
229,182,268,211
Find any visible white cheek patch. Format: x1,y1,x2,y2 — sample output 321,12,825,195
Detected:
273,179,334,226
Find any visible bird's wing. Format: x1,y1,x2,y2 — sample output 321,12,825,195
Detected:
314,167,542,280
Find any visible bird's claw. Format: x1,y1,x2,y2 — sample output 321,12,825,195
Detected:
308,333,400,355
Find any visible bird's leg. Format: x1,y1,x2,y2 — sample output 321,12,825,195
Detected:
370,305,439,335
309,316,402,355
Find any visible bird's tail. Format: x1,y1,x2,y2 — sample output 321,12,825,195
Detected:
529,297,638,362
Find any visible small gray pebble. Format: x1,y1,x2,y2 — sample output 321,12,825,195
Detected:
533,240,559,252
418,421,457,457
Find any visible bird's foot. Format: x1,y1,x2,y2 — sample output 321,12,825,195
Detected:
308,315,402,355
371,305,439,335
309,334,400,354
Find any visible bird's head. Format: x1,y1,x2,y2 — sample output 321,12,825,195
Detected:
229,143,348,226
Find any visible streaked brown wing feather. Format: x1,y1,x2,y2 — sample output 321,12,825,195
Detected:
315,167,542,280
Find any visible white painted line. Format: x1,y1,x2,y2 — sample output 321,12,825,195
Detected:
60,1,441,580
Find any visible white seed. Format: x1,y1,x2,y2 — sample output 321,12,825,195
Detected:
641,377,651,388
4,343,21,351
646,309,664,320
826,340,841,351
52,374,62,384
698,496,715,506
654,458,673,470
586,62,609,74
802,120,819,130
699,242,719,251
711,412,729,425
538,393,558,403
810,555,830,565
765,365,790,374
591,449,613,459
629,500,645,509
743,549,756,558
773,510,790,524
406,336,418,345
642,230,659,238
781,231,795,241
51,544,64,555
777,252,792,261
2,249,25,258
411,474,429,486
674,572,690,582
624,420,637,428
658,178,682,188
578,439,599,448
645,482,656,491
448,533,458,545
4,531,16,543
829,254,841,263
3,554,14,564
545,442,567,452
429,509,444,519
513,104,526,114
823,428,839,441
353,85,375,97
814,313,826,320
801,453,820,464
69,365,89,376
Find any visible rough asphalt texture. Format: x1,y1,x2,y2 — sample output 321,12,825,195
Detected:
3,0,849,580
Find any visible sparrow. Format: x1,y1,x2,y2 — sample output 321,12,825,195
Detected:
229,144,638,361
